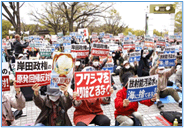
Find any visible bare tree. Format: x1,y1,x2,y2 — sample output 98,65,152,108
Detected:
56,2,113,32
29,2,66,34
2,2,25,35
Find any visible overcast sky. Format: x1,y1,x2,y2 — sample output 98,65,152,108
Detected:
2,1,178,32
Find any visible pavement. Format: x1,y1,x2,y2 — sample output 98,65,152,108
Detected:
3,74,182,126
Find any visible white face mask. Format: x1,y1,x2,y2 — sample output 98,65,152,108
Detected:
112,54,115,57
93,61,99,67
158,70,165,74
142,54,147,58
125,65,130,69
49,95,60,102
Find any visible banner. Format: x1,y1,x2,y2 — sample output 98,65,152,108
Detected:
2,62,10,91
40,48,52,57
63,42,71,53
127,75,158,102
15,60,52,87
129,52,141,63
50,52,77,88
159,53,176,67
91,43,110,56
164,47,175,54
71,44,89,58
74,70,111,100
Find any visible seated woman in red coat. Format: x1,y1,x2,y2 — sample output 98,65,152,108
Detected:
73,88,113,126
114,76,157,126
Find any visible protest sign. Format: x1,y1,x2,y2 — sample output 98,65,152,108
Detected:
100,32,105,37
91,43,110,56
100,56,114,73
159,53,176,67
109,44,119,51
2,62,10,91
71,44,89,58
74,70,111,100
78,28,89,39
129,52,141,63
127,75,158,102
92,32,98,37
123,41,135,50
15,60,52,87
50,52,77,88
164,47,175,54
156,39,166,47
144,38,154,48
63,42,71,53
40,48,52,57
51,35,57,42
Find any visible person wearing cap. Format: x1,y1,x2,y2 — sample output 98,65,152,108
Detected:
137,49,154,77
114,76,157,126
150,60,182,109
12,34,29,58
32,84,73,126
119,60,137,86
2,81,26,126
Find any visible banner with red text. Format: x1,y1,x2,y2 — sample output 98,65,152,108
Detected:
74,70,111,100
2,62,10,91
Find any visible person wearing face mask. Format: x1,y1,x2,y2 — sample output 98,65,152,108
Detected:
32,84,73,126
137,49,154,77
114,76,157,126
150,60,182,109
89,55,108,70
119,60,137,86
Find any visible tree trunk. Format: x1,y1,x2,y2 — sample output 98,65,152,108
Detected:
16,2,21,35
69,20,73,32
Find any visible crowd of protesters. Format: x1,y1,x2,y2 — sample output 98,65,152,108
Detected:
2,33,182,126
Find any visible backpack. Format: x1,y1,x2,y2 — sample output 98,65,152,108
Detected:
160,111,182,126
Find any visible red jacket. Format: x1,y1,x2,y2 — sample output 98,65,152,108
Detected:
73,98,109,125
114,87,154,119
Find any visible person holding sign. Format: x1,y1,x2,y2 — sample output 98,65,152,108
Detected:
32,84,73,126
2,81,26,126
114,76,157,126
150,60,182,109
72,88,114,126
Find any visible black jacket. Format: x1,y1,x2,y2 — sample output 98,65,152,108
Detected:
13,40,29,55
137,50,154,77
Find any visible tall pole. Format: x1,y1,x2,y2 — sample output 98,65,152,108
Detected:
145,13,147,35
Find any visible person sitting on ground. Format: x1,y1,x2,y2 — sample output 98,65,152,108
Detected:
32,84,73,126
149,60,182,109
2,81,26,126
114,76,157,126
137,49,154,77
175,65,182,90
119,60,138,86
72,88,114,126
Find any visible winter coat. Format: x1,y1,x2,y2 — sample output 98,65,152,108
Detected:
33,93,73,126
2,93,26,126
119,66,137,84
73,97,110,125
114,87,154,118
13,40,29,55
150,65,176,92
137,50,154,76
175,68,182,87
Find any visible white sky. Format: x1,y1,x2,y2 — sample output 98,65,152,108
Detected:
2,1,179,32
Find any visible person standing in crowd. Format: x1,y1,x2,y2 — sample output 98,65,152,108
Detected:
114,76,157,126
72,88,114,126
2,81,26,126
119,60,138,87
32,84,73,126
150,60,182,109
137,49,154,77
12,34,29,58
118,52,124,66
71,36,77,44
